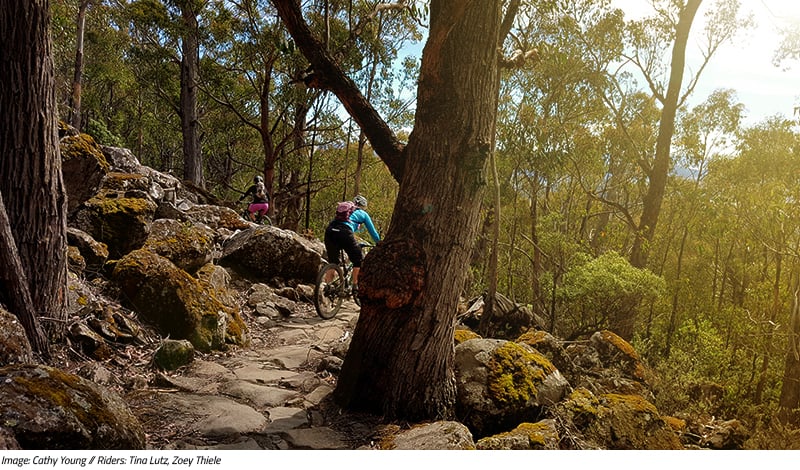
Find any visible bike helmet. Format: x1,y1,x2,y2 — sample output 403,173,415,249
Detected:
354,195,367,207
254,175,263,183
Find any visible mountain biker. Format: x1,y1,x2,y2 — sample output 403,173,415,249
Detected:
323,195,380,297
238,175,269,223
347,195,381,246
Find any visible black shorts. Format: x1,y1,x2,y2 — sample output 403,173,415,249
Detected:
324,221,363,267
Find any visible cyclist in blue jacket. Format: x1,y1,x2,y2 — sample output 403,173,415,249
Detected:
348,195,381,244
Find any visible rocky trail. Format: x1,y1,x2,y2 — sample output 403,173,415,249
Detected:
117,298,384,450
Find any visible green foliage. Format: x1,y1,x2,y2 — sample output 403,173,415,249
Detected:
555,251,665,338
85,118,124,147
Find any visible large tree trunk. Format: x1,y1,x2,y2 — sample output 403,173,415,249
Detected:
0,0,68,345
629,0,701,270
275,0,502,420
335,1,502,420
179,1,203,186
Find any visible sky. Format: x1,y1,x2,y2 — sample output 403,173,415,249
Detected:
613,0,800,125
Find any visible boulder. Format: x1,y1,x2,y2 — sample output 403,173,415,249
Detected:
554,387,682,450
70,186,157,259
143,219,215,273
112,249,248,352
475,419,560,450
454,338,570,438
0,364,146,449
221,226,323,285
185,204,251,231
60,132,110,214
382,421,475,450
67,227,109,277
0,308,34,366
565,330,655,399
154,339,196,371
472,293,546,340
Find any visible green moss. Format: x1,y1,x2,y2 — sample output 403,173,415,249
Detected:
516,330,549,346
568,387,600,413
94,197,154,216
601,393,659,414
10,366,116,426
487,342,554,407
454,329,480,345
60,133,110,171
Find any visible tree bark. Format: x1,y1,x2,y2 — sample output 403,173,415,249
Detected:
0,0,68,343
0,191,49,358
274,0,503,420
179,0,203,187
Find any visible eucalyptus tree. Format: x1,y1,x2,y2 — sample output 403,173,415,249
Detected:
202,0,417,227
50,0,133,141
1,0,69,357
618,0,751,272
124,0,209,185
703,117,800,406
274,0,533,420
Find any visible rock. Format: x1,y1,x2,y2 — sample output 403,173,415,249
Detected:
282,427,348,450
67,227,109,276
61,132,110,214
564,330,655,399
0,307,34,366
220,226,323,285
70,185,157,259
112,249,248,352
454,338,570,438
475,292,546,340
384,421,475,450
476,419,560,450
143,219,215,273
554,387,682,450
154,339,196,370
184,204,250,231
0,364,146,449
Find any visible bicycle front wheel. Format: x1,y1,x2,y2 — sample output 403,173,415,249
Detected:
314,263,344,319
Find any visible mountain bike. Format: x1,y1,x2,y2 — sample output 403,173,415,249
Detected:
314,242,373,319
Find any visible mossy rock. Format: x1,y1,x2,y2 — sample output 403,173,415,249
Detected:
454,328,480,345
71,191,157,259
555,388,682,450
0,308,33,366
475,419,560,450
60,132,110,214
0,364,145,449
143,219,214,273
590,330,653,384
154,339,195,370
454,338,569,438
112,249,247,352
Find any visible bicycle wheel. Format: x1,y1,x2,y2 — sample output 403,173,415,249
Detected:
314,263,344,319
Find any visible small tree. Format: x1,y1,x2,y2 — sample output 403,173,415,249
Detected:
556,251,665,340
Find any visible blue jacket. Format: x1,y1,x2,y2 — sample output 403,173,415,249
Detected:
347,208,380,243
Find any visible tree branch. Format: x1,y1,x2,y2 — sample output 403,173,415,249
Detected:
272,0,405,182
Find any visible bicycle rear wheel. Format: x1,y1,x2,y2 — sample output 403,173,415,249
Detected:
314,263,344,319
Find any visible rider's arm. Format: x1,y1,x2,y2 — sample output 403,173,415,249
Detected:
361,212,381,243
238,185,254,202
